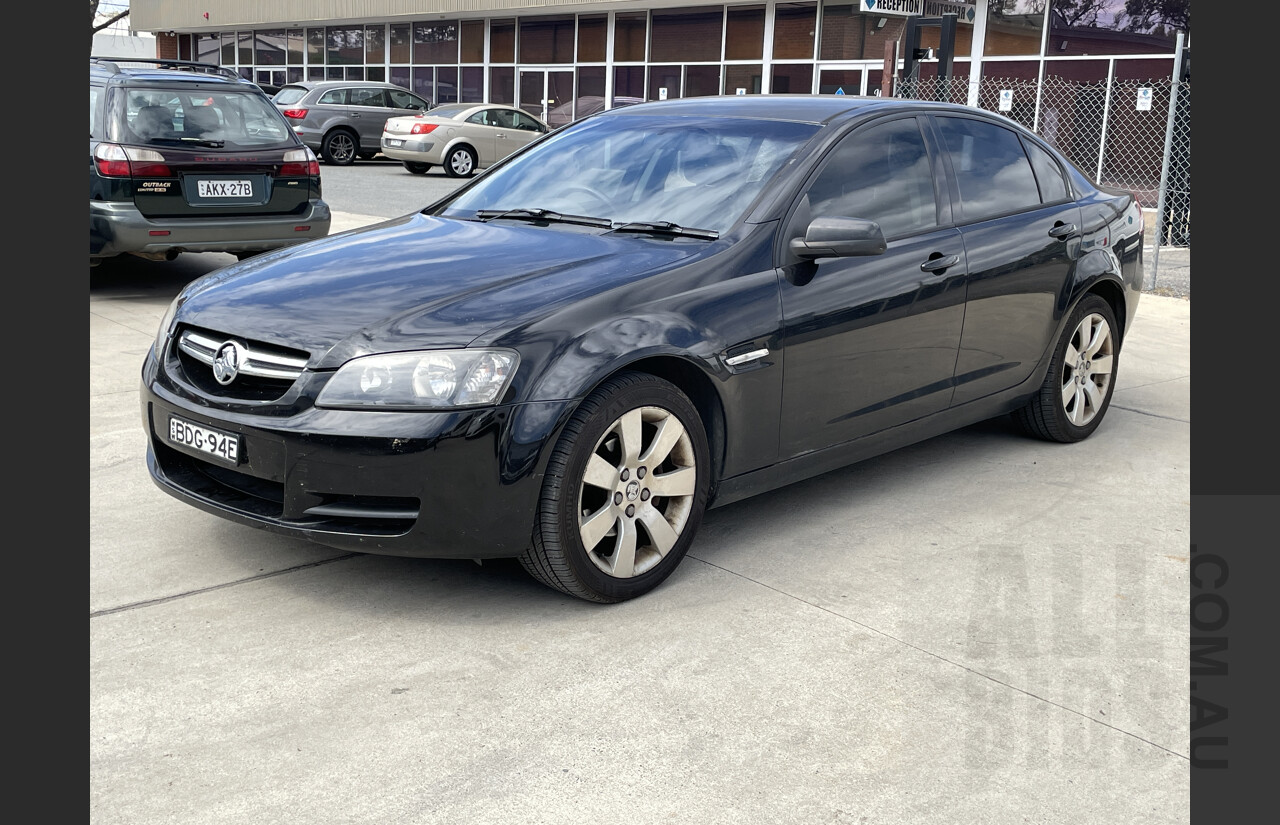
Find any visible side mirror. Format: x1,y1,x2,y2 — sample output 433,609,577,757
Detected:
788,216,888,260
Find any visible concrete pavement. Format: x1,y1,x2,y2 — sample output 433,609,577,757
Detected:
90,213,1190,824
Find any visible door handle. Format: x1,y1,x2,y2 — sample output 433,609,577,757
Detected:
1048,223,1078,239
919,254,960,273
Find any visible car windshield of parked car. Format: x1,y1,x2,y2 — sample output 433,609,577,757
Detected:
436,115,820,235
115,87,295,149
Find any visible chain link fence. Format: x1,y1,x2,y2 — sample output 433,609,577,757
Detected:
895,72,1191,259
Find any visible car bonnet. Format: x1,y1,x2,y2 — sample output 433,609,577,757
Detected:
171,212,721,370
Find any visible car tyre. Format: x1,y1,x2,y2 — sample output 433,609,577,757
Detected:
519,372,710,603
321,129,359,165
1014,293,1119,443
443,145,477,178
403,161,431,175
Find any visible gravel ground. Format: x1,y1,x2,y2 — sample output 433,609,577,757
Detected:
1145,245,1190,300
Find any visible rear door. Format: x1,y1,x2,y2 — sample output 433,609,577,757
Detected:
929,114,1083,406
346,87,391,151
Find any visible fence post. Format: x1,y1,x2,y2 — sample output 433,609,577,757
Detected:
1095,58,1116,185
1150,31,1188,288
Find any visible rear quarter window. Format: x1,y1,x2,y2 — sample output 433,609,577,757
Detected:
273,86,308,105
90,84,103,138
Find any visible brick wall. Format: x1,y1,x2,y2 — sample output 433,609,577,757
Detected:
157,33,179,59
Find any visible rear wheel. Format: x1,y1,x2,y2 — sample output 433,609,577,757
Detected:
1014,293,1119,442
519,372,710,603
443,145,477,178
403,161,431,175
321,129,358,165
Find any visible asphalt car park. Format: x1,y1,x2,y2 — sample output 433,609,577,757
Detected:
91,131,1191,822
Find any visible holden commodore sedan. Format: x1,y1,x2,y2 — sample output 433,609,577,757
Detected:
142,95,1143,603
380,102,549,177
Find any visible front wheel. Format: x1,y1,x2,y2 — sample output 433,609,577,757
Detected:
321,130,358,165
443,145,477,178
403,161,431,175
1014,293,1119,442
519,372,710,603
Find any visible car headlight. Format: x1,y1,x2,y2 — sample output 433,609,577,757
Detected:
316,349,520,409
153,295,181,357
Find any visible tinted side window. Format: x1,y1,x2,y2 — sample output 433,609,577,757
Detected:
349,88,386,107
90,84,103,138
317,88,347,104
388,90,428,110
805,117,937,239
512,111,543,131
1022,138,1069,203
935,116,1040,221
273,86,308,105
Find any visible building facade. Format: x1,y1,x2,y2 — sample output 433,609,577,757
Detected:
128,1,1188,126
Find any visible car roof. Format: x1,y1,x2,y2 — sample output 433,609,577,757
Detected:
90,57,252,88
285,80,404,90
602,93,975,124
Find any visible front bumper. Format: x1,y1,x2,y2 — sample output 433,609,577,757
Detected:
90,199,332,260
141,351,575,559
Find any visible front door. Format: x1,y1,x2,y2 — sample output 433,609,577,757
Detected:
779,115,968,457
519,69,574,123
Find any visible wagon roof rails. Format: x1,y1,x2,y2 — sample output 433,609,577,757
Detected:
90,56,242,81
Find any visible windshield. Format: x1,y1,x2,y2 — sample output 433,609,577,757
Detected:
111,86,296,149
437,115,820,234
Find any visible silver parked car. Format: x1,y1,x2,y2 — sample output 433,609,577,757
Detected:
274,80,432,165
381,103,549,177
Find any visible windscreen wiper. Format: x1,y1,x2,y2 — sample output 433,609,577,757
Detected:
609,221,719,240
474,208,612,228
146,137,226,148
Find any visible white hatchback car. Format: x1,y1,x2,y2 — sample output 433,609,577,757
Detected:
381,102,549,177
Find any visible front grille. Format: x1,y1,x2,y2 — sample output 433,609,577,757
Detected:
175,326,309,401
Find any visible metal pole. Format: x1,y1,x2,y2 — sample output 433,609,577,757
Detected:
1095,57,1115,185
1150,31,1187,289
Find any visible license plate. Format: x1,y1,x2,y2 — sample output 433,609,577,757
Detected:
197,179,253,198
385,139,403,147
168,416,241,465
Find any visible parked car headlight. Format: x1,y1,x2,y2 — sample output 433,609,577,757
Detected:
316,349,520,409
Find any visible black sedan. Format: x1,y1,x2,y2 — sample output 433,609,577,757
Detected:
141,95,1143,603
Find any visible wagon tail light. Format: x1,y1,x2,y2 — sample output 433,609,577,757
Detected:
94,143,171,177
279,146,321,177
281,108,308,120
410,123,439,135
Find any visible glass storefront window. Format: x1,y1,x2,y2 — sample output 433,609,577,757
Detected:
390,24,411,63
648,66,682,101
985,1,1046,57
327,27,363,65
614,65,645,101
651,8,723,63
491,67,516,104
307,29,324,65
685,64,722,97
773,3,816,61
254,30,284,66
578,15,607,63
491,20,516,63
415,21,459,65
461,66,485,101
221,33,236,65
724,64,763,95
438,66,459,104
771,63,813,94
413,67,435,101
391,66,410,91
818,68,861,95
287,29,304,65
1049,0,1181,56
461,20,485,63
520,15,576,64
726,5,765,61
196,33,219,63
366,25,385,64
237,32,253,65
614,13,647,62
